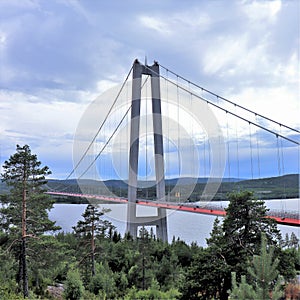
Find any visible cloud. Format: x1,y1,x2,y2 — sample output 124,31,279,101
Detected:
225,86,299,130
241,0,282,23
139,9,211,37
0,0,298,179
139,16,172,35
0,89,86,155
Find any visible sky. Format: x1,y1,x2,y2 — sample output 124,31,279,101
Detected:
0,0,299,181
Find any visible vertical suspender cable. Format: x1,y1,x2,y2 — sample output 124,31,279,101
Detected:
207,100,211,178
177,76,180,178
165,69,171,200
276,135,281,177
145,75,148,199
200,87,205,178
279,125,285,176
189,81,195,180
276,134,285,214
255,114,261,179
226,111,231,181
249,122,254,179
278,128,287,207
204,130,207,179
234,105,240,191
126,80,130,198
176,75,181,201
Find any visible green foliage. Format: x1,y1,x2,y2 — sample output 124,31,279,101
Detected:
72,204,115,278
0,245,17,286
229,233,284,300
72,204,114,239
0,288,24,300
247,234,283,300
180,191,285,300
64,269,84,300
223,190,281,250
0,250,22,300
229,272,256,299
0,183,297,299
125,279,181,299
88,262,116,298
0,145,59,235
0,145,60,298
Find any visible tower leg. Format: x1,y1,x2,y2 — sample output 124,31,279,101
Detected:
126,60,168,242
126,60,143,238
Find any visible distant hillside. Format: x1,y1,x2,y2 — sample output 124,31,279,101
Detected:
239,174,299,188
1,174,298,203
190,174,299,201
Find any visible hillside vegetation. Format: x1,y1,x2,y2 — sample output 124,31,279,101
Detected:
40,174,299,203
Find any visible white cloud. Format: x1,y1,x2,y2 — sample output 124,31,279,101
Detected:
174,11,211,30
225,86,299,130
202,34,269,77
241,0,282,23
139,9,211,37
274,51,299,85
0,90,87,152
0,30,6,46
139,16,172,35
96,80,119,94
0,0,298,179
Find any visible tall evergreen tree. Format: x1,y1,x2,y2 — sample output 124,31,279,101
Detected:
182,191,283,300
72,204,114,277
0,144,59,297
223,190,281,252
218,191,282,299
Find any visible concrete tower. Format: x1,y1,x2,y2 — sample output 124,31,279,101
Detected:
126,59,168,242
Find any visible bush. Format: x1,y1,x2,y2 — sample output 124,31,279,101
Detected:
64,269,84,300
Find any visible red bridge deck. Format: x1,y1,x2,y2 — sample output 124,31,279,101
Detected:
46,192,300,227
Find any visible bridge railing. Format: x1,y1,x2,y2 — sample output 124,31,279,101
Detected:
267,209,299,220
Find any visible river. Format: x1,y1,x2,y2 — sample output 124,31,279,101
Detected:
49,199,299,247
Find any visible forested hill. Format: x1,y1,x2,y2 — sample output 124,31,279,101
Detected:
30,173,299,203
1,174,298,202
206,173,299,201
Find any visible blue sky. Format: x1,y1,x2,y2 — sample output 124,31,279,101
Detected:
0,0,299,180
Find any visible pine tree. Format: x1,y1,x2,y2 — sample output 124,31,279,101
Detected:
230,272,256,299
229,233,284,300
72,204,114,277
185,191,283,300
247,233,283,300
0,144,59,297
223,190,281,253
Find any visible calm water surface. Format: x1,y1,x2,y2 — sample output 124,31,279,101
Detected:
49,199,299,247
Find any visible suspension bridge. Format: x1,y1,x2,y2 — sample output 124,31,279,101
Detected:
47,59,300,241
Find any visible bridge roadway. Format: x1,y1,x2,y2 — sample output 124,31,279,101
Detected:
46,192,300,227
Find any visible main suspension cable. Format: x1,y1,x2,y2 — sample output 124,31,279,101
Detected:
158,63,300,134
143,64,300,146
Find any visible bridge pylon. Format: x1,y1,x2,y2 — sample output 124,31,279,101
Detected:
126,59,168,242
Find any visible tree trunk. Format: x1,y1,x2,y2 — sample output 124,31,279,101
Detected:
21,173,29,297
21,237,29,298
17,249,23,293
91,217,95,276
220,275,230,300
